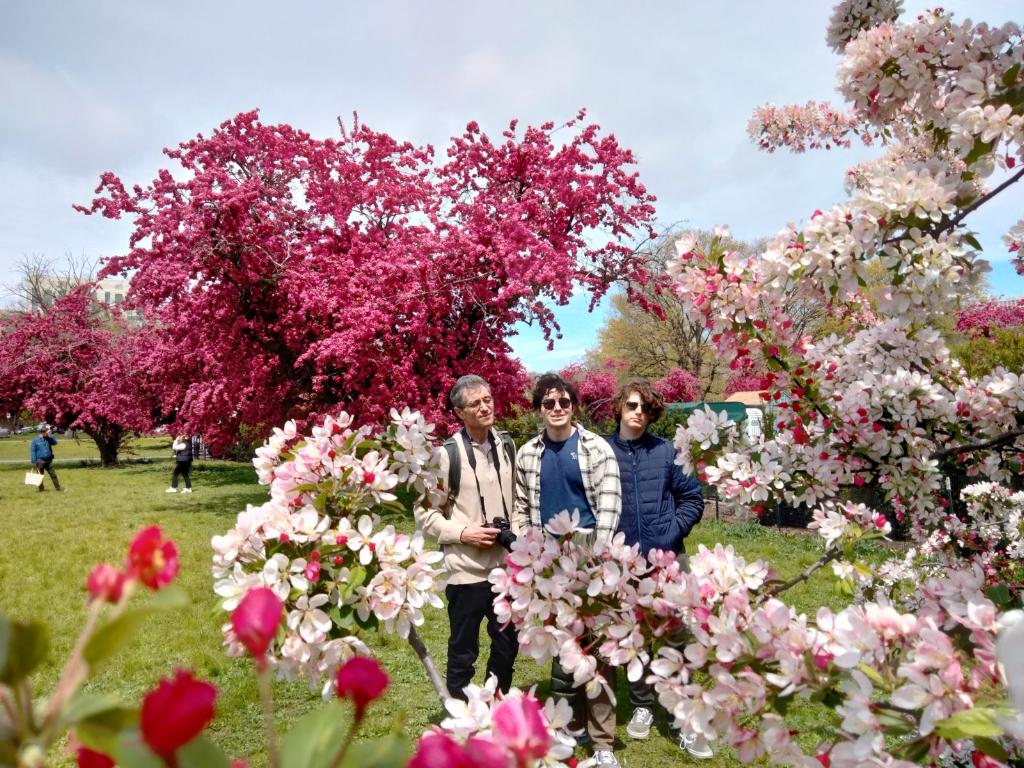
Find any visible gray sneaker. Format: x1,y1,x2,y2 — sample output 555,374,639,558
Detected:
593,750,621,768
679,731,714,759
626,706,654,739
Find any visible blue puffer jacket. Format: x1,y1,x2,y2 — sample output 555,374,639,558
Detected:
606,431,704,554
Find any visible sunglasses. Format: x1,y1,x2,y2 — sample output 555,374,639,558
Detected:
541,397,572,411
624,400,653,415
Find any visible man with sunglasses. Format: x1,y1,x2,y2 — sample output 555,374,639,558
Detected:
606,377,711,758
513,373,622,768
414,375,518,702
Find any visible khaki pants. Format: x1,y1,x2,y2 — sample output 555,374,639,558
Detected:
550,653,616,750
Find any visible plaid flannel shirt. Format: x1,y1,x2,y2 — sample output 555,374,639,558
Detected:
513,424,621,546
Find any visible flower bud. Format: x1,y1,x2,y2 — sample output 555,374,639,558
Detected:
334,656,389,720
140,669,217,759
86,563,128,604
230,587,284,667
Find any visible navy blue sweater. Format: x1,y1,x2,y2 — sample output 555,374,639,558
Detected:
606,431,704,554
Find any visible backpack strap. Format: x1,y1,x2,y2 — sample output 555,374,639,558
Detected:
442,437,461,518
497,431,516,469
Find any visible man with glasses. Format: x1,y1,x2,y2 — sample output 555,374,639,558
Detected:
606,377,711,759
513,372,622,768
415,375,518,701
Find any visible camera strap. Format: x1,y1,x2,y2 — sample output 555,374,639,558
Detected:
459,428,510,524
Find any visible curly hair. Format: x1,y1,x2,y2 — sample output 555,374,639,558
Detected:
610,377,666,424
531,373,580,409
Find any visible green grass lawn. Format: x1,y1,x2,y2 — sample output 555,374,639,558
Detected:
0,459,857,767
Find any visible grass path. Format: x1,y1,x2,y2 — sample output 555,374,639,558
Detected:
0,458,852,767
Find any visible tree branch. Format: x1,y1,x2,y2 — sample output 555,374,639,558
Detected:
760,547,841,600
931,429,1024,460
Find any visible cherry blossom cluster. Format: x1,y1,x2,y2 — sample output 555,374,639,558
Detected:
412,678,577,768
825,0,904,53
748,101,876,153
916,482,1024,602
212,408,447,695
489,513,1009,766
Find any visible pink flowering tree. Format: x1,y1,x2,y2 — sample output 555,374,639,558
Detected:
723,372,772,399
558,360,626,422
957,299,1024,339
76,110,657,452
483,3,1024,767
654,367,700,403
0,289,159,465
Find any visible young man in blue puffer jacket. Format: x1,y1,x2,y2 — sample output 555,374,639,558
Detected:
605,377,712,759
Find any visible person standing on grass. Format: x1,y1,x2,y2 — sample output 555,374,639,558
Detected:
513,372,622,768
605,377,712,759
166,435,193,494
29,424,61,492
414,375,518,702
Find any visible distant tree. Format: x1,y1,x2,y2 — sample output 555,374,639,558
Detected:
0,290,159,465
654,367,700,403
77,110,657,450
950,298,1024,377
586,229,811,398
558,360,625,423
723,371,772,398
6,252,97,311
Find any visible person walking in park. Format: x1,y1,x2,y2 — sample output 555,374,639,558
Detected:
605,377,712,759
414,375,518,701
166,435,194,493
29,424,61,492
513,373,622,768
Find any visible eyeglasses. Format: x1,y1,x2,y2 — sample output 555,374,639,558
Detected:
541,397,572,411
624,400,653,415
461,396,493,411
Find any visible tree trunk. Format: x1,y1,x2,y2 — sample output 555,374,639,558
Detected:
87,426,124,467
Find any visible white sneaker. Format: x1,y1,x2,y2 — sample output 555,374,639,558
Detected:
626,707,654,739
679,731,714,759
593,750,620,768
182,488,193,494
165,487,177,493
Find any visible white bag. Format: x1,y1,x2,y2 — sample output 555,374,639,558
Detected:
24,471,44,487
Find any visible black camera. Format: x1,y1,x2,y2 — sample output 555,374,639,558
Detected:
491,517,517,551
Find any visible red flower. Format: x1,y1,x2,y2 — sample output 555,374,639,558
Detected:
86,563,128,604
77,746,115,768
127,526,180,590
140,669,217,759
408,732,479,768
491,694,550,766
334,656,388,720
230,587,284,667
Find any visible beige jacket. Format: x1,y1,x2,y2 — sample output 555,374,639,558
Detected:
414,428,517,585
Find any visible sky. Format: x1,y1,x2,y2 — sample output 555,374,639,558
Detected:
1,1,1020,372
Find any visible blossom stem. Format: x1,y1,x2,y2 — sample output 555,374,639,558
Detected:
406,626,450,703
760,547,841,600
328,719,359,768
256,663,279,768
40,596,106,739
931,428,1024,460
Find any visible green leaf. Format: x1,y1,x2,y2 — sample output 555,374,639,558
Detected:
176,734,231,768
84,585,189,670
280,701,349,768
111,730,163,768
339,734,410,768
933,707,1004,740
964,138,995,167
985,583,1013,610
1003,62,1021,88
974,736,1009,763
964,232,983,252
855,663,886,688
0,620,49,685
61,690,132,727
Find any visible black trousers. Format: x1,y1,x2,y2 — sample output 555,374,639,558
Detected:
34,459,60,491
171,460,192,489
445,581,518,701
